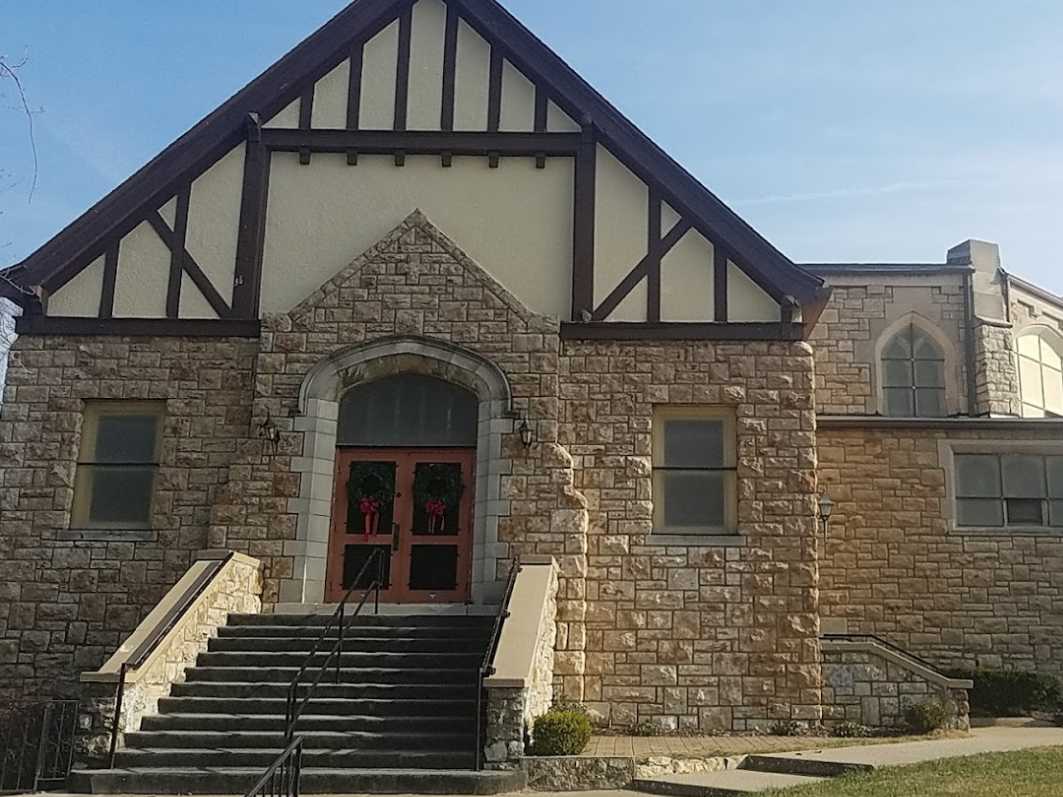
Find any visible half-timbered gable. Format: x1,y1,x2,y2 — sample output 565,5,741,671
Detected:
11,0,826,340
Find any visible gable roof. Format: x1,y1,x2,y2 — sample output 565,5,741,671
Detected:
13,0,827,309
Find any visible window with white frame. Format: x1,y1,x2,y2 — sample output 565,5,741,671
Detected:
72,402,165,529
955,453,1063,528
1017,332,1063,418
881,323,946,417
652,407,737,534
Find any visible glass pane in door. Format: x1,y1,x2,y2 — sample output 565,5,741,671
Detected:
342,544,392,590
409,545,459,590
344,460,397,535
411,462,464,536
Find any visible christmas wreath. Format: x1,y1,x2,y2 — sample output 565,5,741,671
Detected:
412,463,464,533
347,461,395,536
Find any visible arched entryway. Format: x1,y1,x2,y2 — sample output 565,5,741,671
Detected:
281,336,516,606
329,374,478,603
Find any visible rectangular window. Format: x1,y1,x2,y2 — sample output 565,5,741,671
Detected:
652,407,737,534
72,402,165,529
955,452,1063,530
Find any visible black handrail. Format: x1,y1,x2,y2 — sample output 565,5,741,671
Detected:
243,736,303,797
821,633,945,673
108,553,234,767
474,555,521,771
284,548,386,743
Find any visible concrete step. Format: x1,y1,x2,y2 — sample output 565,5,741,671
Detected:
218,623,493,640
69,766,525,794
159,695,474,718
112,747,476,770
208,635,487,654
183,665,477,684
228,613,494,628
194,650,483,669
742,753,873,778
141,712,473,733
168,680,476,701
633,770,826,796
123,729,473,752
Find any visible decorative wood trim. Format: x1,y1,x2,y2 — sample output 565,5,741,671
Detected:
714,244,728,322
441,3,459,131
533,85,548,168
346,41,364,164
592,219,690,322
560,321,805,341
647,188,662,323
232,116,271,319
16,316,261,338
165,185,191,319
260,128,580,155
147,211,232,319
571,122,596,321
393,4,413,131
487,46,503,132
298,86,314,164
99,241,119,319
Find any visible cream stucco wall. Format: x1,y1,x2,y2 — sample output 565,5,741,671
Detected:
360,19,399,128
453,18,491,131
594,145,647,314
728,262,780,322
500,60,536,132
261,153,574,317
661,228,714,322
48,256,104,317
185,145,243,309
311,60,350,130
407,0,446,131
265,98,300,129
114,222,169,318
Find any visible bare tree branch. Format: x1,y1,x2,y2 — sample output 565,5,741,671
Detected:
0,52,39,202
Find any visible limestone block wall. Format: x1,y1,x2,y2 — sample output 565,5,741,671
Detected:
811,280,969,416
0,336,258,700
822,643,970,731
819,423,1063,676
973,321,1020,416
561,340,822,731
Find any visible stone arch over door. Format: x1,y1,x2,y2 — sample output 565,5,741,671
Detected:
281,335,517,605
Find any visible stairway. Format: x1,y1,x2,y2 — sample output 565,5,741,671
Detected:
71,612,525,794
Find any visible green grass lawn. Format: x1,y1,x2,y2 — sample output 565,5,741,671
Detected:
772,746,1063,796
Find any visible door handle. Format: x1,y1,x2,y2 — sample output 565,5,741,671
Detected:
392,522,401,552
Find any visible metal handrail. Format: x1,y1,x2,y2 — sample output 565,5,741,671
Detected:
243,736,303,797
108,553,234,767
821,632,944,673
284,548,386,743
474,555,521,771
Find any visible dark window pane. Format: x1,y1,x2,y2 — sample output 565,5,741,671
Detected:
915,389,945,417
659,470,725,528
957,498,1004,527
914,360,945,388
408,545,458,590
882,332,912,360
1050,500,1063,527
956,455,1001,497
94,415,159,463
1006,498,1044,526
411,462,462,536
87,466,154,526
343,545,391,589
912,330,943,360
1002,455,1046,498
884,388,913,417
345,461,396,534
663,419,724,468
1048,458,1063,499
337,374,478,447
883,361,913,388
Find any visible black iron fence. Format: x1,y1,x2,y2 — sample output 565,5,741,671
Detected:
0,700,79,794
243,737,303,797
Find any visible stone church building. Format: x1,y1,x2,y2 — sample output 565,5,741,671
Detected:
1,0,1061,748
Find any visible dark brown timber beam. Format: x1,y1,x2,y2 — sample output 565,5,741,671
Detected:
260,129,581,156
571,122,596,321
165,183,191,318
592,219,690,322
148,211,232,319
560,321,805,341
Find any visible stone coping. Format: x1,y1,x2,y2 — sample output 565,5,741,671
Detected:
484,557,557,689
820,639,974,690
80,551,260,685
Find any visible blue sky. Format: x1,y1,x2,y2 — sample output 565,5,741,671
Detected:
2,0,1062,292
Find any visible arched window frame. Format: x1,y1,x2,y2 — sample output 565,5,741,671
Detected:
1016,326,1063,418
874,314,956,418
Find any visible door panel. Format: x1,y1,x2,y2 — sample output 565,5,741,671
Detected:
327,448,474,603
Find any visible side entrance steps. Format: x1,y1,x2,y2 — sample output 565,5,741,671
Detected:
69,612,525,795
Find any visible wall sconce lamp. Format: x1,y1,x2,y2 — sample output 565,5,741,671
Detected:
518,416,534,448
258,408,280,447
818,493,835,534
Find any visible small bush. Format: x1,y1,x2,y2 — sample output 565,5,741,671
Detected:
633,719,658,737
550,699,590,716
529,709,592,756
903,697,954,734
833,721,872,738
945,669,1061,717
770,719,803,736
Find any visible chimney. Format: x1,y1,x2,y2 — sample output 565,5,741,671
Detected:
947,239,1005,321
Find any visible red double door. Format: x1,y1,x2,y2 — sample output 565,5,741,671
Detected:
326,448,475,603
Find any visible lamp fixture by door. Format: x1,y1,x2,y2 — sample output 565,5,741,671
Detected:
818,493,835,534
518,416,533,448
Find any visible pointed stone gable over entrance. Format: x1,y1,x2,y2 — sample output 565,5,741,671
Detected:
10,0,828,341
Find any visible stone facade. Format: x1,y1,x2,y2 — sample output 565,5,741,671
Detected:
972,320,1020,416
0,298,17,411
819,424,1063,676
821,642,970,731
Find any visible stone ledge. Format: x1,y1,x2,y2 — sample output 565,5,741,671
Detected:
648,534,747,548
57,528,155,542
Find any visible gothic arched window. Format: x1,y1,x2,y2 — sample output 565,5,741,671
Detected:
881,324,946,417
1017,331,1063,418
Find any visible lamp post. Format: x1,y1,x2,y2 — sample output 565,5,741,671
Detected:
818,494,834,534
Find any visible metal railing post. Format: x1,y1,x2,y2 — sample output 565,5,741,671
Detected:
31,702,52,793
108,662,129,769
336,602,344,685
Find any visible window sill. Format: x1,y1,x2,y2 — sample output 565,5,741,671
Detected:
950,526,1063,537
650,533,746,547
58,528,155,543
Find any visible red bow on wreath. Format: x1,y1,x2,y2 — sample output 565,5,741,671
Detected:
425,499,447,533
359,497,380,515
359,497,381,539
